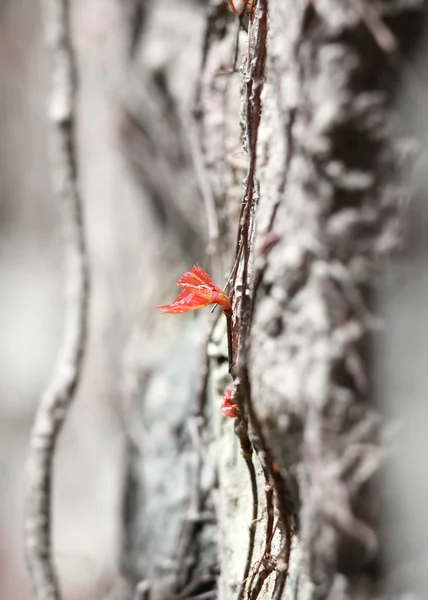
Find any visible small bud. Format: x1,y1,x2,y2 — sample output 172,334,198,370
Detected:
222,388,239,419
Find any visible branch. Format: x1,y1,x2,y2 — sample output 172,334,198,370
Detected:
24,1,89,599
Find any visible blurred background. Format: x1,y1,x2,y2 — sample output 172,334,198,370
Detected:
0,0,217,598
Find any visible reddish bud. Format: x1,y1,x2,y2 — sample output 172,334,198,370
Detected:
222,389,239,419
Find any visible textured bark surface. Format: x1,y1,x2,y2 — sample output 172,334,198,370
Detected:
245,1,425,598
109,1,428,600
246,1,425,598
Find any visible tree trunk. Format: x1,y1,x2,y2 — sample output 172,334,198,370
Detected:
108,1,428,600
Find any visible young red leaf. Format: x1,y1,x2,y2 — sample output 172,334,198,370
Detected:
222,388,239,419
156,265,232,316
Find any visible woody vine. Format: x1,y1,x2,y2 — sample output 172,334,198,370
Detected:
156,0,297,597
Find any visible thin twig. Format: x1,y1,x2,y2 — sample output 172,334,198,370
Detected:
252,3,314,308
263,472,275,551
231,0,267,302
249,559,276,600
226,3,275,599
24,1,89,599
239,366,294,597
233,4,298,599
226,312,234,371
233,417,259,600
248,514,277,596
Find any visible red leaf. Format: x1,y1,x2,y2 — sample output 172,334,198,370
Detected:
156,265,232,315
222,389,239,419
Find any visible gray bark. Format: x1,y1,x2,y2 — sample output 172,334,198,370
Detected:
107,1,428,600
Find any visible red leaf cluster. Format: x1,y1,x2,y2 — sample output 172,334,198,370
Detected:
156,265,232,316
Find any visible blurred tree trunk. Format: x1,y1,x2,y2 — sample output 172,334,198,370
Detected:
110,2,428,600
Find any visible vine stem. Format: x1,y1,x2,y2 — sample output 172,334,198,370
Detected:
234,419,259,600
226,311,234,372
24,1,89,598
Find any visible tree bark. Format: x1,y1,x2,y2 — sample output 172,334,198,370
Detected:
110,1,428,600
